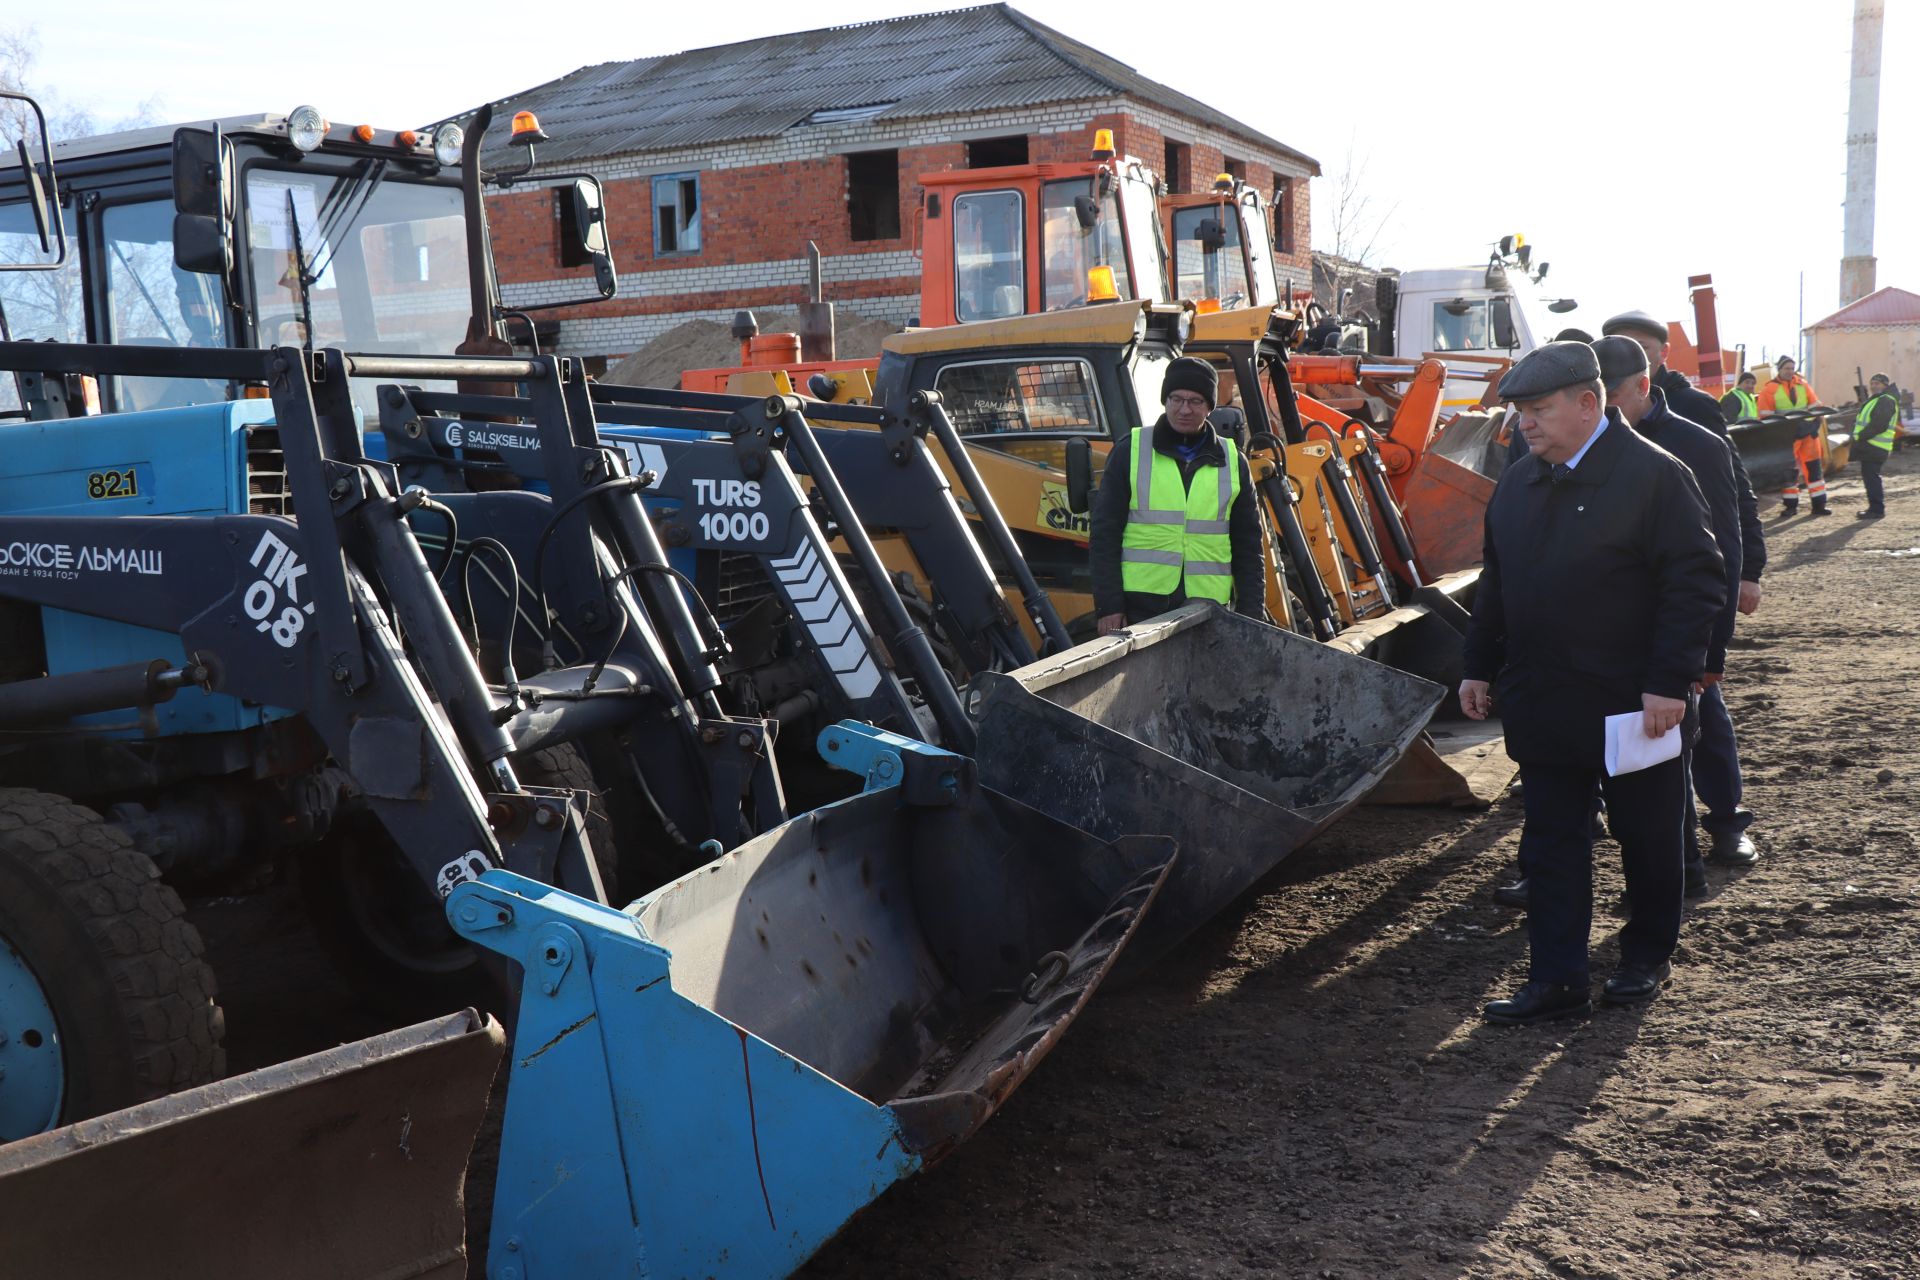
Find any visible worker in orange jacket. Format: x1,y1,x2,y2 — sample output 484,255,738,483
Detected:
1759,355,1830,516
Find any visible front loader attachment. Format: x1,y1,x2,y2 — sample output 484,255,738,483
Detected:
453,732,1173,1280
970,603,1441,966
1395,408,1505,579
0,1010,504,1280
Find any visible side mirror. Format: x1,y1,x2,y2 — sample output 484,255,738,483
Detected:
1489,297,1518,349
1374,275,1398,315
565,177,617,299
1072,194,1099,231
1064,436,1094,514
171,126,234,276
1195,217,1227,251
1516,244,1533,269
1,90,65,269
1534,261,1551,282
1547,297,1579,314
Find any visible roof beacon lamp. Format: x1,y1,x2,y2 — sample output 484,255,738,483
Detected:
1091,128,1115,161
511,111,550,147
432,122,464,167
1212,173,1234,193
1087,265,1118,303
288,105,328,153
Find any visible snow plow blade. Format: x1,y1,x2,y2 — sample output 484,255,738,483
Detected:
0,1010,504,1280
968,603,1442,966
451,752,1174,1280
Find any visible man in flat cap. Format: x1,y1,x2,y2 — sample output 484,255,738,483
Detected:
1603,310,1767,868
1463,342,1725,1023
1090,355,1265,635
1597,335,1745,894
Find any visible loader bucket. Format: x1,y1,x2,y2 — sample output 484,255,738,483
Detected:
968,602,1442,966
1728,414,1807,497
449,777,1173,1279
1326,569,1518,808
1397,409,1505,579
0,1010,504,1280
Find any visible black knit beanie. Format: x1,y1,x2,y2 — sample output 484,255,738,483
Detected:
1161,356,1218,409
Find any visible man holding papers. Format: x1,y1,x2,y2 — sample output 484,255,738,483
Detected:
1461,342,1726,1025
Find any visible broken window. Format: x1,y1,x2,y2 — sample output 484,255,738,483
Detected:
1222,157,1246,181
1272,177,1292,254
653,172,700,256
966,135,1028,168
847,150,901,242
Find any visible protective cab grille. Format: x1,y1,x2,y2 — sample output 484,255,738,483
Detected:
244,426,292,516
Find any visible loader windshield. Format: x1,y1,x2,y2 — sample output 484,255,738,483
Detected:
243,162,471,417
1041,179,1131,311
1170,203,1251,308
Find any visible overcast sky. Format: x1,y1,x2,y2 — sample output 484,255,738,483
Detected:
13,0,1910,364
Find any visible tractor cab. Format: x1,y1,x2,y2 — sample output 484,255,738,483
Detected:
917,130,1169,328
0,105,614,424
1161,174,1280,312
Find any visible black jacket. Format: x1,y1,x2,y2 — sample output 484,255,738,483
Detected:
1463,407,1727,769
1637,387,1742,674
1656,366,1765,583
1089,416,1265,621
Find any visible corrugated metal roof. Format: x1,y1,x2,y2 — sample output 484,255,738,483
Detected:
463,5,1317,174
1807,285,1920,330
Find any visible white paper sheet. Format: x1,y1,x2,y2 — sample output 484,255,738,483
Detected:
1603,711,1682,777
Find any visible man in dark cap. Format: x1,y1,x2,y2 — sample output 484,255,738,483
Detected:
1597,335,1744,894
1089,355,1265,635
1603,310,1766,868
1852,373,1900,519
1461,341,1726,1024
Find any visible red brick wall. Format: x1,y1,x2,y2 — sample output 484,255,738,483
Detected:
486,110,1315,331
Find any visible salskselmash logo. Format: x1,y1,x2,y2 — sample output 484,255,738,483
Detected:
445,423,536,452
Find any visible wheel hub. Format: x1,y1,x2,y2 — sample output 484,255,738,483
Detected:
0,937,64,1141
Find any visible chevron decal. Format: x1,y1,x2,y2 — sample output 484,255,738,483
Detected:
769,540,882,699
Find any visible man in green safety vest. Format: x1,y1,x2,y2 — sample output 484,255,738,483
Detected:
1854,372,1901,520
1089,356,1265,635
1719,371,1760,423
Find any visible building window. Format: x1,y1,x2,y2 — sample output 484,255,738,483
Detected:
967,135,1029,168
1163,140,1190,194
653,172,700,256
1223,157,1246,182
847,150,901,242
1272,176,1292,254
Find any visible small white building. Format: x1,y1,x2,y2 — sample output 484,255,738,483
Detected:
1804,285,1920,404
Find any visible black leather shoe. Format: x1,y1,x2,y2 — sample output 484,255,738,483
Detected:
1811,505,1833,517
1777,506,1798,519
1484,980,1591,1025
1601,962,1671,1006
1590,812,1610,840
1492,876,1530,908
1858,509,1886,520
1708,832,1759,866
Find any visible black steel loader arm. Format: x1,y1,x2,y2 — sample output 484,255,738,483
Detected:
0,340,602,902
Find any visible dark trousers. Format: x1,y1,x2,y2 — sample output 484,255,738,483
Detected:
1692,682,1749,841
1520,757,1686,986
1859,446,1888,512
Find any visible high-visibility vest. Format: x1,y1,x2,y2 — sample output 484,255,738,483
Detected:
1119,428,1241,603
1766,379,1810,412
1856,392,1898,452
1727,388,1758,419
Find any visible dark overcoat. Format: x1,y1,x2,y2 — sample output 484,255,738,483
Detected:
1463,408,1727,768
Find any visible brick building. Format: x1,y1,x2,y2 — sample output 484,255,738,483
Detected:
476,4,1319,360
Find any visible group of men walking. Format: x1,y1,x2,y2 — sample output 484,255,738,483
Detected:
1086,310,1898,1028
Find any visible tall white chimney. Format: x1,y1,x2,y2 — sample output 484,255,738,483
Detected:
1841,0,1885,306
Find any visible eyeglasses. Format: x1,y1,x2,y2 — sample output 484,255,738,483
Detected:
1167,394,1209,410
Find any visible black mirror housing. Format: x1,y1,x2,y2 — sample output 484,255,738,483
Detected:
1072,194,1099,230
173,212,232,276
1195,217,1227,251
1,90,64,270
1064,436,1095,514
565,178,617,299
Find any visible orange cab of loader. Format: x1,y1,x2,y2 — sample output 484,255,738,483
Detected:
1160,174,1282,312
917,130,1170,329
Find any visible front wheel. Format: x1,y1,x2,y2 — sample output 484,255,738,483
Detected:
0,788,224,1139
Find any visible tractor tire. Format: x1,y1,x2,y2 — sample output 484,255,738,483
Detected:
299,743,618,1020
0,788,223,1139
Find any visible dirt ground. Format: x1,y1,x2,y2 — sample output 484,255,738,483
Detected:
192,449,1920,1279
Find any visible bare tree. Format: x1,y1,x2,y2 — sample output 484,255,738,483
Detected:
1320,135,1398,268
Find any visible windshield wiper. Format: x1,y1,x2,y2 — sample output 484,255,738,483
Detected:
286,189,316,354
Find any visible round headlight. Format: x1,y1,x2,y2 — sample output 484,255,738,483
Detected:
288,105,328,153
432,123,464,168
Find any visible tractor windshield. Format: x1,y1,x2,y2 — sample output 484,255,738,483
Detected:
1170,203,1250,308
243,162,470,416
1041,178,1132,311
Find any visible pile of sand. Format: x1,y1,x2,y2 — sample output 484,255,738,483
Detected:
606,308,901,389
